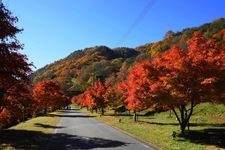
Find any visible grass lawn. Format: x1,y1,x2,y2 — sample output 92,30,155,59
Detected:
80,103,225,150
0,110,64,150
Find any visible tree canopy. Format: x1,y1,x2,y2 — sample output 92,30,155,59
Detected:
0,2,32,128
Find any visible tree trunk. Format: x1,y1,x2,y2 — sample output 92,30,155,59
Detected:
172,102,195,135
32,112,36,118
0,88,5,107
44,108,48,114
114,110,117,116
187,121,190,131
101,107,104,115
137,114,139,121
180,120,189,135
133,111,137,122
169,110,173,117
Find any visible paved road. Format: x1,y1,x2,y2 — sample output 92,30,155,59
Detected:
46,109,157,150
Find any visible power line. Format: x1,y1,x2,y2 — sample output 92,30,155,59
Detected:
117,0,157,45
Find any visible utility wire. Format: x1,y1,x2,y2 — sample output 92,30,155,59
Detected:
117,0,157,45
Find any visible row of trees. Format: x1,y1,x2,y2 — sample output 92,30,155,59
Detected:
0,2,69,128
0,79,69,128
73,30,225,134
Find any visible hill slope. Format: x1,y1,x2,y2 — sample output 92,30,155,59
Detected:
31,18,225,96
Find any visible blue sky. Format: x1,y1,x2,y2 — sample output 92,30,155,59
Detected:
2,0,225,69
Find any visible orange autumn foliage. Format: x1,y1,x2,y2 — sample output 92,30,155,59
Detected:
124,31,225,132
73,80,109,114
32,80,68,113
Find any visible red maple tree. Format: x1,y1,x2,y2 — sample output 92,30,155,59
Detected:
32,80,68,114
74,80,109,115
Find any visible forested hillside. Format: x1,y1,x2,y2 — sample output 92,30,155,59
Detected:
31,18,225,97
31,46,142,95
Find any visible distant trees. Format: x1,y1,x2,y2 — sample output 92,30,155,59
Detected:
73,80,109,115
91,80,109,115
104,83,125,114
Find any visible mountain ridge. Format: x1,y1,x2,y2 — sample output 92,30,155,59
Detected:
31,18,225,96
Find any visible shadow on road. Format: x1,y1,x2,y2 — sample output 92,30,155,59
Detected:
35,123,64,129
0,129,128,150
48,134,128,150
58,109,80,113
47,113,96,118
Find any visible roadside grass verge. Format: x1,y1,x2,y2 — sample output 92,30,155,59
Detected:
80,103,225,150
0,111,64,150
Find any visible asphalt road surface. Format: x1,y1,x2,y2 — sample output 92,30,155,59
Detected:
46,109,157,150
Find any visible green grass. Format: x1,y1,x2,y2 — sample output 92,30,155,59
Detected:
80,103,225,150
194,103,225,116
0,111,63,150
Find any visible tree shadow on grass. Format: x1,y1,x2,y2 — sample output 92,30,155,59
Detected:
189,123,225,127
139,120,225,128
138,120,179,126
0,129,128,150
178,128,225,148
34,123,64,129
139,120,225,148
104,113,132,117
